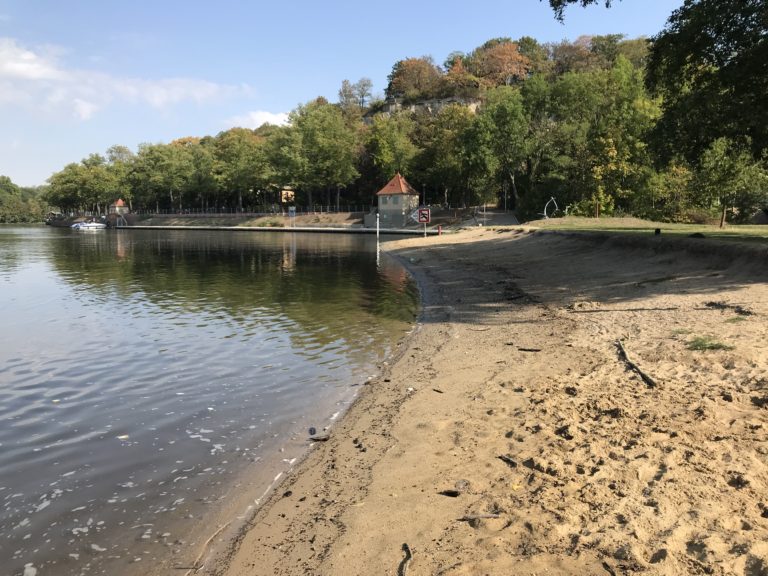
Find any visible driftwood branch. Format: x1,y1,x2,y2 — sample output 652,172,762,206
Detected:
615,340,658,388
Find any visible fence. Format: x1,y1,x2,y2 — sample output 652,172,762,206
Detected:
131,205,372,217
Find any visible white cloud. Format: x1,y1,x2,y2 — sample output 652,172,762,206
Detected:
73,98,98,120
0,36,249,120
0,37,62,80
226,110,289,129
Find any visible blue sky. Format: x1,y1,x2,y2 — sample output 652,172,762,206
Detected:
0,0,680,187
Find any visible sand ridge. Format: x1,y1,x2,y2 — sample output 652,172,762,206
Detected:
214,228,768,575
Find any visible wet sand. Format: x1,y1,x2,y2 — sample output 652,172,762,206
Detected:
212,228,768,575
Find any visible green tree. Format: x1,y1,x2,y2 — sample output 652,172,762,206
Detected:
46,155,115,214
0,175,21,201
46,163,84,212
590,34,625,68
186,138,217,211
128,143,193,212
353,78,373,108
517,36,553,76
266,125,304,195
617,37,649,69
106,145,134,209
290,99,359,210
517,55,657,219
640,161,695,221
0,175,24,222
460,113,499,206
479,87,528,209
413,105,475,206
519,74,558,209
647,0,768,161
696,138,768,227
366,113,418,184
214,128,271,211
80,154,116,213
338,79,357,110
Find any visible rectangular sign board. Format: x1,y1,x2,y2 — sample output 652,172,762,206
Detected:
417,208,431,224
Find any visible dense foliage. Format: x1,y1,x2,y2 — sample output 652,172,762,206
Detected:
0,176,47,222
42,1,768,225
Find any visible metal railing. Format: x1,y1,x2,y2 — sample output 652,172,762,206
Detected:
131,205,372,216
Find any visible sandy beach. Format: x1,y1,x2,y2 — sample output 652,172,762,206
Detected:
211,228,768,575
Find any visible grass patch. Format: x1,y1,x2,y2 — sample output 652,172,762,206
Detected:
525,216,768,244
256,219,283,228
725,316,748,324
687,335,735,351
671,328,692,336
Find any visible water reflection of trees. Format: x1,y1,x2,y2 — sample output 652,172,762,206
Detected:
45,230,418,349
0,233,24,280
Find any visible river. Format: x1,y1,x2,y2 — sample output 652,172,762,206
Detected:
0,226,417,576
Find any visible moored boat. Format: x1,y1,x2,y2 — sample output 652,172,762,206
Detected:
71,221,108,230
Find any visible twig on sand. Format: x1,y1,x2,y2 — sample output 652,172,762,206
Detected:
498,454,517,468
517,347,542,353
397,543,413,576
615,340,658,388
309,434,331,442
179,522,231,575
458,513,501,521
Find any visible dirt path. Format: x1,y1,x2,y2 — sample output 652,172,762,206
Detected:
214,228,768,575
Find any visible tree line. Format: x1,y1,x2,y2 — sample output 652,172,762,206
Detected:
0,177,47,223
30,1,768,224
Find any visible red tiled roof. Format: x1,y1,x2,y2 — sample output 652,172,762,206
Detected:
113,199,126,207
375,173,419,196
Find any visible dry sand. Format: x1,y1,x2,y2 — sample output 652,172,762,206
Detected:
212,228,768,575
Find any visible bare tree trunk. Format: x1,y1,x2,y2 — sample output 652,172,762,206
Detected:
509,172,519,211
720,203,727,228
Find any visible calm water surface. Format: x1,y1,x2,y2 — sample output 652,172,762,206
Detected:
0,226,417,576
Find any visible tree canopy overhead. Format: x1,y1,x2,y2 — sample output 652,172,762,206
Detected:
545,0,616,21
647,0,768,161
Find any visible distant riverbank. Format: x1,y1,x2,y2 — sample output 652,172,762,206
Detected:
46,211,364,229
47,208,477,231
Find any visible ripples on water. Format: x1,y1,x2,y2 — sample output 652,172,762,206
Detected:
0,227,417,576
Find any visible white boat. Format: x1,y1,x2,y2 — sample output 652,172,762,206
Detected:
71,221,107,230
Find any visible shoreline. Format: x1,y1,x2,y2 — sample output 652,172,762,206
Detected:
118,225,440,236
211,228,768,575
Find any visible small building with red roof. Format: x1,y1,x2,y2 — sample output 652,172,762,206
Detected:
108,198,130,215
376,173,420,227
